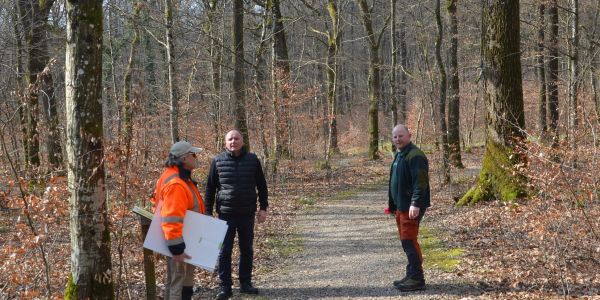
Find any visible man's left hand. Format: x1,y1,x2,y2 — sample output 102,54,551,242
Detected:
409,205,420,220
257,210,267,223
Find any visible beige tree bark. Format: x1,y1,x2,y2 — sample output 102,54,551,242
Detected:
458,0,526,205
64,0,114,298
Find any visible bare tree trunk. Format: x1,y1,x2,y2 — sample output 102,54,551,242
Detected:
357,0,384,160
165,0,179,143
434,0,450,184
537,4,548,138
233,0,249,147
11,2,28,166
567,0,579,148
106,0,120,138
446,0,463,168
547,0,559,146
18,0,56,169
183,39,203,140
592,1,600,121
12,2,27,167
593,71,599,120
458,0,526,205
142,4,159,116
325,0,341,162
123,4,141,145
390,0,398,129
271,0,291,158
64,0,114,298
253,4,272,160
38,60,63,170
205,0,224,150
398,17,408,124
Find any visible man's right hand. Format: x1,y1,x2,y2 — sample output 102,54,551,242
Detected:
173,252,191,262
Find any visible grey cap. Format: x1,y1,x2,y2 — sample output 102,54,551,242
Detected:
169,141,203,158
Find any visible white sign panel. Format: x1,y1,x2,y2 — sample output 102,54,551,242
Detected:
143,203,228,272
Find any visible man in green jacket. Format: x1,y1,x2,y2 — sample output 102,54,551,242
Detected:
388,124,431,291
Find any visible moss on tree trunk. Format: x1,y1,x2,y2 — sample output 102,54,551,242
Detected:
64,273,115,300
458,140,526,205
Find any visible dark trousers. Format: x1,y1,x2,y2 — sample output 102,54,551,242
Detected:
218,214,255,287
395,209,426,280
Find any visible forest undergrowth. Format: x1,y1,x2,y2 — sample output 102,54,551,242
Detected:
1,139,599,299
431,142,600,299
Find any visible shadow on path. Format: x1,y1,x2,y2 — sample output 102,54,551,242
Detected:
258,282,483,299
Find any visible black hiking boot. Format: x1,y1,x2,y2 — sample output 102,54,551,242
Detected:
240,282,259,294
395,278,426,291
393,276,409,286
215,286,232,300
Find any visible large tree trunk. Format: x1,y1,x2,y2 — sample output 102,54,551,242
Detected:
64,0,114,298
18,0,58,169
446,0,463,168
458,0,526,205
357,0,383,160
165,0,179,143
233,0,249,147
325,0,341,162
271,0,291,158
537,4,548,138
547,0,559,145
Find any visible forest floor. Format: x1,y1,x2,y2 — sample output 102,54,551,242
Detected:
194,146,599,300
1,145,598,299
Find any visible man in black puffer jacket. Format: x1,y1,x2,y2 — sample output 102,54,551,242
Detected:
204,130,268,300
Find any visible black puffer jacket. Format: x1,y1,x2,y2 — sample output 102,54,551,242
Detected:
204,148,268,215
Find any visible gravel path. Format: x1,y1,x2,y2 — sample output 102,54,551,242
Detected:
252,186,479,299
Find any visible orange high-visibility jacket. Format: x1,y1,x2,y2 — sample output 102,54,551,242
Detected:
152,166,205,247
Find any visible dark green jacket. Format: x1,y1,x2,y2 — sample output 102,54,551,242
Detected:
388,142,431,212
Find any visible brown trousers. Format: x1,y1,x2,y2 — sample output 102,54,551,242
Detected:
395,210,424,279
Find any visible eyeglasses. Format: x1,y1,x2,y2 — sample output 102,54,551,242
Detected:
185,152,197,159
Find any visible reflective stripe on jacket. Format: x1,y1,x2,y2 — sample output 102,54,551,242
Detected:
153,166,205,245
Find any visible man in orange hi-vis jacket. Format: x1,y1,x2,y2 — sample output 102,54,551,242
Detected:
152,141,205,300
